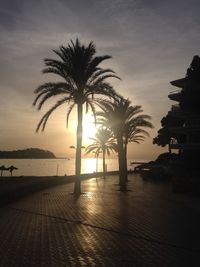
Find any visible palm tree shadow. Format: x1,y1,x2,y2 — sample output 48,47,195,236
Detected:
69,192,80,201
70,191,97,201
118,188,132,192
113,182,132,192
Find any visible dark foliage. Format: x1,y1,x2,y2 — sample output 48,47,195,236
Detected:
153,114,185,148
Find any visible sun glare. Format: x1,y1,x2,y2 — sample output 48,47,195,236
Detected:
83,114,97,144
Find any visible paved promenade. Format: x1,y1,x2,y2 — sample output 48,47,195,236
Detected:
0,174,200,266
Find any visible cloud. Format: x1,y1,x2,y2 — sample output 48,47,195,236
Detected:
0,0,200,157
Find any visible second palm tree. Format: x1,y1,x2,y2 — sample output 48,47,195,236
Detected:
85,127,117,179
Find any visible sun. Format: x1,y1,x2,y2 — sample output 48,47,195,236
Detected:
82,113,97,144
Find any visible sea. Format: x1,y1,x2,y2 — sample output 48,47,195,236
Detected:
0,158,143,177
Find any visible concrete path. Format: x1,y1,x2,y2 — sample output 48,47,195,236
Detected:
0,174,200,266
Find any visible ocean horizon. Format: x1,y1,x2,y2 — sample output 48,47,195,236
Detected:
0,158,147,177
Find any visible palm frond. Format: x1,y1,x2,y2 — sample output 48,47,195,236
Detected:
85,126,117,156
85,55,112,79
36,97,69,132
34,39,119,141
87,100,97,125
34,82,74,95
88,68,116,84
66,103,75,127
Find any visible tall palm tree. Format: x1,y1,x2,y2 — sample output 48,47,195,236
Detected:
85,127,117,178
33,39,119,194
122,103,153,181
97,96,153,189
97,97,130,188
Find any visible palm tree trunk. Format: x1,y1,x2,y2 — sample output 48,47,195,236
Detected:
117,135,126,190
96,154,98,172
124,142,128,182
102,148,106,179
74,103,83,195
168,143,171,154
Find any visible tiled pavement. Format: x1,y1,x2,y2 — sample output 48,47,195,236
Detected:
0,174,200,266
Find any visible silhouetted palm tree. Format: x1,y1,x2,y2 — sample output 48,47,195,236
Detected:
97,96,153,189
97,97,130,188
123,127,151,180
85,127,117,178
33,39,119,194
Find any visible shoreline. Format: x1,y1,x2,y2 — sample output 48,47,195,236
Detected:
0,170,121,180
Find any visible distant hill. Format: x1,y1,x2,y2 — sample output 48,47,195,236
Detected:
0,148,56,159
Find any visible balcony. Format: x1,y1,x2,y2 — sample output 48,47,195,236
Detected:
189,118,200,127
170,143,200,150
170,78,186,88
169,126,200,134
168,105,189,118
168,89,181,102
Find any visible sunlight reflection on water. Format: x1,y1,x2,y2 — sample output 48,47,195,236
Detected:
83,158,96,174
0,157,143,177
0,158,126,177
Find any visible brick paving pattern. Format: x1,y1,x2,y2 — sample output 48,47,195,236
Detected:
0,174,200,266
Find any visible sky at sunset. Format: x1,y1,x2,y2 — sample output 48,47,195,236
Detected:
0,0,200,160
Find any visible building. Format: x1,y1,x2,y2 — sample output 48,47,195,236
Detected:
168,77,200,154
167,56,200,194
